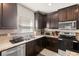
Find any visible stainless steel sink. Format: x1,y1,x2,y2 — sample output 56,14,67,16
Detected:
10,36,24,44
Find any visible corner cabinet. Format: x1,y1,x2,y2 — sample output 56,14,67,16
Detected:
45,37,58,53
26,37,46,56
34,11,47,29
46,11,59,29
0,3,17,29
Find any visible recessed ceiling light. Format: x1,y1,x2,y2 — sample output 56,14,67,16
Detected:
48,3,52,6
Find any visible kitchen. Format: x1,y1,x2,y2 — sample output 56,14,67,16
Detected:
0,3,79,56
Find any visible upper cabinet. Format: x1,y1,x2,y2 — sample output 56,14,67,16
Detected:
34,4,79,29
46,13,51,28
66,5,79,21
58,8,67,22
46,4,79,29
51,12,59,29
58,4,79,22
0,3,17,29
34,11,47,29
46,11,59,29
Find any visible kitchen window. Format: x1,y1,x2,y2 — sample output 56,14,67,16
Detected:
18,16,34,33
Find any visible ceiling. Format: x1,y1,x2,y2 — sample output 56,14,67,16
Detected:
21,3,76,13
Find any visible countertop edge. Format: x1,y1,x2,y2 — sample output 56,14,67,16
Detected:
0,35,58,52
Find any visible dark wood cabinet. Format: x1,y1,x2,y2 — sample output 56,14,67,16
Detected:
58,4,79,22
58,9,67,22
34,11,47,29
35,37,46,53
46,11,59,29
34,4,79,29
0,3,17,29
46,14,51,28
26,37,45,56
45,37,58,53
51,12,59,29
0,4,2,27
26,40,36,56
66,5,79,21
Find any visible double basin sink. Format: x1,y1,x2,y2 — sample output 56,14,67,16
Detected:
9,35,36,44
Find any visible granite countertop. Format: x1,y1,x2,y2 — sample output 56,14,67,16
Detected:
0,35,44,52
0,35,58,52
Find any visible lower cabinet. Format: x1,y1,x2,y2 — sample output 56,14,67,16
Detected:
0,37,59,56
35,37,46,54
26,37,59,56
45,37,58,53
26,40,36,56
26,37,45,56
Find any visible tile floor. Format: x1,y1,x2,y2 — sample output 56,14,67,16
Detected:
38,49,60,56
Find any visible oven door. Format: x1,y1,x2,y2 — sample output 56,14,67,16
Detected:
58,39,66,51
72,41,79,53
58,39,67,56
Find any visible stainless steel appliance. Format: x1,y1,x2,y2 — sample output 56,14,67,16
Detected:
71,40,79,53
58,21,77,56
58,34,76,56
1,44,26,56
59,21,76,30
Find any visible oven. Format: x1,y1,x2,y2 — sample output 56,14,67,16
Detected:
58,21,79,56
58,32,76,56
71,40,79,53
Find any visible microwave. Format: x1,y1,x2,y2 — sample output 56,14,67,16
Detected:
59,21,76,30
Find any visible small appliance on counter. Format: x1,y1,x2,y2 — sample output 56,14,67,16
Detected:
44,31,59,37
44,32,51,35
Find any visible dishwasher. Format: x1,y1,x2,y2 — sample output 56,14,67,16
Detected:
1,44,26,56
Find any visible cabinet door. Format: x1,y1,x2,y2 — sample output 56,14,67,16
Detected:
38,14,43,29
46,12,59,29
34,12,47,29
46,37,58,52
0,4,2,27
2,3,17,29
35,38,43,54
58,9,67,22
26,41,36,56
42,15,47,29
51,12,59,29
46,14,51,28
66,7,74,21
66,6,78,21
